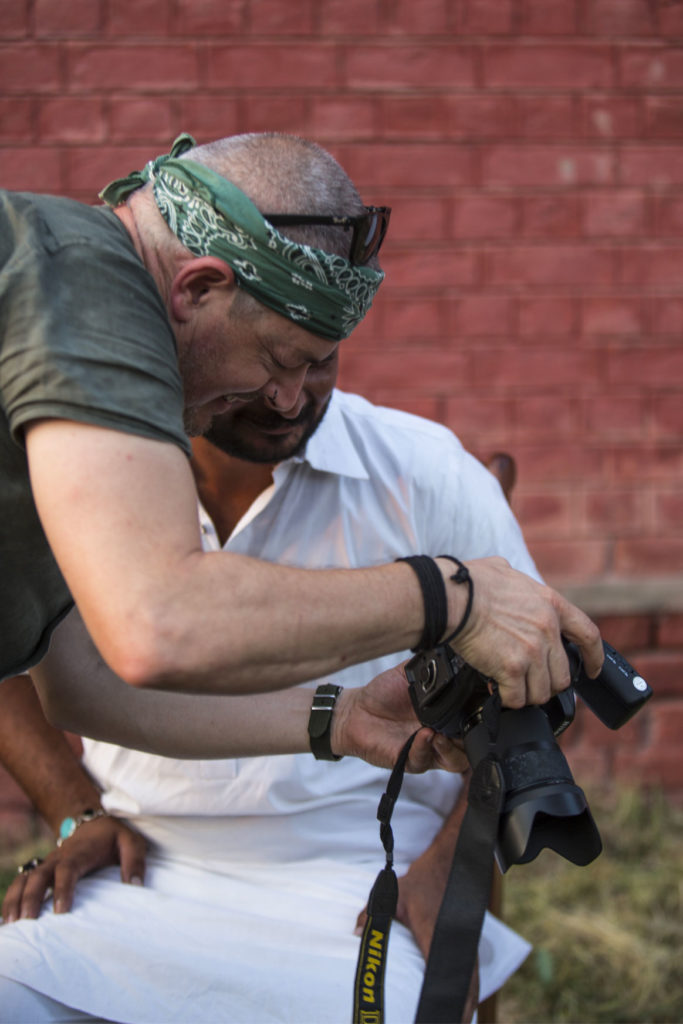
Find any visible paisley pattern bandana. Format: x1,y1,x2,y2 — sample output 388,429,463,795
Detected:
100,134,384,341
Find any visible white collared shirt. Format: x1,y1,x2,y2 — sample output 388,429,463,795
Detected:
83,390,539,864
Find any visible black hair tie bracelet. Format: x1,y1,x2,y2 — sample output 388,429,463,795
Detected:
396,555,474,651
439,555,474,644
396,555,448,652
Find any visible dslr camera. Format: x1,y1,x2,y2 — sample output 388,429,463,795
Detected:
405,639,652,872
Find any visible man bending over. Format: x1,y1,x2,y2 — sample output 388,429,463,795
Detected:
1,131,603,746
0,362,536,1022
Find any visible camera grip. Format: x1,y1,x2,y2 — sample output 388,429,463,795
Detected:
565,640,652,730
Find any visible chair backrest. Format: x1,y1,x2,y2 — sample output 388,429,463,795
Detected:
485,452,517,504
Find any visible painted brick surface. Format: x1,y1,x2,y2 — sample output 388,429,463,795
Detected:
560,611,683,793
1,0,682,842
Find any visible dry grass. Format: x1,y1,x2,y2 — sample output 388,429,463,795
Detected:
499,786,683,1023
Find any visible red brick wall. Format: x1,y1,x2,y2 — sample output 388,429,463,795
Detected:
3,0,681,585
562,610,683,792
1,0,682,833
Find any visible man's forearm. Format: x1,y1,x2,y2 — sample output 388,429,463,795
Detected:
32,611,468,775
0,675,102,834
131,553,428,693
26,422,604,710
31,612,312,758
25,420,427,693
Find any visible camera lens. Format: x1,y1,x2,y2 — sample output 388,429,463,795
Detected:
464,706,602,873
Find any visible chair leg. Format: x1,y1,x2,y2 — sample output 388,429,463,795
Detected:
477,868,504,1024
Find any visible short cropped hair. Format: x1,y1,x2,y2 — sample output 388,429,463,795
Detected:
185,133,377,266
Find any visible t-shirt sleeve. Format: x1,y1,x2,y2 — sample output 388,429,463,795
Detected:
0,224,191,456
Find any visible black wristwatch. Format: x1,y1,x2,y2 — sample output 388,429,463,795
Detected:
308,683,344,761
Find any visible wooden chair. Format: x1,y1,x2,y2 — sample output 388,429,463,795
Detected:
478,868,504,1024
485,451,517,505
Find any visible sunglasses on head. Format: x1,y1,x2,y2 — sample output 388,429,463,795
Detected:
263,206,391,266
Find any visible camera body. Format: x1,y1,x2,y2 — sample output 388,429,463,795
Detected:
405,640,652,872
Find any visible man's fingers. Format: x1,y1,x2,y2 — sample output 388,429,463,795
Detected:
499,641,572,709
1,875,28,923
2,822,150,924
449,558,606,711
559,606,604,678
52,861,82,914
11,865,54,920
118,828,147,885
405,729,469,774
429,733,469,773
548,638,572,695
524,650,558,707
406,729,438,773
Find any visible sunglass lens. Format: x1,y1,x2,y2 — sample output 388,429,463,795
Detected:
354,208,390,264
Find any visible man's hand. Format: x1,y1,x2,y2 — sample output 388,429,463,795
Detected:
2,816,147,923
441,556,603,709
332,664,469,773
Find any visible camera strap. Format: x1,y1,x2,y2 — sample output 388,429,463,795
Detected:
415,690,504,1023
415,752,505,1022
353,693,505,1024
353,731,417,1024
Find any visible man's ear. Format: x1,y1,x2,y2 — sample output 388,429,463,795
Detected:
169,257,237,322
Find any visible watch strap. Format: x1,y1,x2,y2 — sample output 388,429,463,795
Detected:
308,683,344,761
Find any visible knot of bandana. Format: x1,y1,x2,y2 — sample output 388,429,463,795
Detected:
99,134,384,341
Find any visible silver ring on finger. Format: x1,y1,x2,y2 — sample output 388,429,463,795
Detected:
17,857,44,875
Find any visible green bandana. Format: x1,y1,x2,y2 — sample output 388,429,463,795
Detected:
100,134,384,341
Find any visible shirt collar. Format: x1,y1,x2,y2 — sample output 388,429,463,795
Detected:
199,390,369,546
281,389,369,481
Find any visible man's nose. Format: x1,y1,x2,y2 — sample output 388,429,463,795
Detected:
266,366,308,416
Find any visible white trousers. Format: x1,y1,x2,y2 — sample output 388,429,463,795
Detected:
0,854,528,1024
0,980,110,1022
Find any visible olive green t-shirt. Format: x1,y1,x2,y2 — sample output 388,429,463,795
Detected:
0,189,192,680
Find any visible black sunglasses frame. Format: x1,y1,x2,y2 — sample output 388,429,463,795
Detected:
263,206,391,266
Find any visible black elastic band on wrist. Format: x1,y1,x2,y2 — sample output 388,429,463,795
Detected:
308,683,344,761
440,555,474,644
396,555,448,652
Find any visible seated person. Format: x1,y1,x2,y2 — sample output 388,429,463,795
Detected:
0,367,536,1023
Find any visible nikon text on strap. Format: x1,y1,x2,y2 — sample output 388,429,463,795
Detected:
353,733,416,1024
